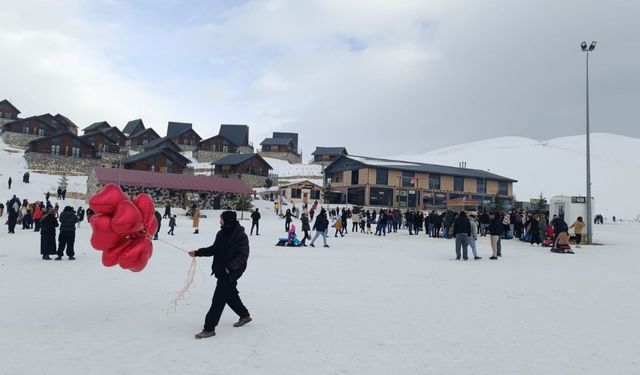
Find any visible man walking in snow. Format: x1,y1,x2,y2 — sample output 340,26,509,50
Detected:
250,208,260,235
8,177,12,189
189,211,252,339
309,208,330,247
56,206,78,260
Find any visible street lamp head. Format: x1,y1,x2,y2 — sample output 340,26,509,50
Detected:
581,41,588,51
589,41,597,51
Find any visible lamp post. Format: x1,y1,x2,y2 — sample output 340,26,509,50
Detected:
581,40,596,244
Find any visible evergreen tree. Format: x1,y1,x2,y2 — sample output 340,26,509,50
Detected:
59,174,68,190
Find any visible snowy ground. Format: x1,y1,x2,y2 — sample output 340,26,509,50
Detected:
1,198,639,375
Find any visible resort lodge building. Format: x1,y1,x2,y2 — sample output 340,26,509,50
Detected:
323,155,517,210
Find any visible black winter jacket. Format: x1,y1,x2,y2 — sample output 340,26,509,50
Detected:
196,223,249,279
59,207,78,232
453,217,472,236
312,213,329,231
40,214,59,236
488,217,504,236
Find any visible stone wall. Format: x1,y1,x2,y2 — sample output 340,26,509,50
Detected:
178,145,198,152
24,152,110,175
238,146,254,154
192,150,232,163
1,131,40,148
259,151,302,164
87,171,243,210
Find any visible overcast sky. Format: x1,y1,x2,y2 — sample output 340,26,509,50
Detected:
1,0,638,157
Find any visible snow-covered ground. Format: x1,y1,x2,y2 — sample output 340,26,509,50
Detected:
262,157,323,177
392,133,640,220
1,197,639,375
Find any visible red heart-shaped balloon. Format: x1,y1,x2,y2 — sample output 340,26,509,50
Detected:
89,183,128,215
118,237,152,272
134,193,157,235
90,214,124,251
111,200,144,235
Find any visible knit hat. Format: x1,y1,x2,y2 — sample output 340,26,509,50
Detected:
220,210,238,225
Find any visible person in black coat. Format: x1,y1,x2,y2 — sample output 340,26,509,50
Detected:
153,210,162,240
40,208,58,260
163,203,171,219
452,211,472,260
300,212,311,246
190,211,251,339
56,206,78,260
309,208,329,247
76,207,85,227
7,204,18,233
488,212,504,260
250,208,261,235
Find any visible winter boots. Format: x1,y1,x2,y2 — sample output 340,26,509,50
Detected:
193,229,199,234
194,330,216,339
233,316,252,328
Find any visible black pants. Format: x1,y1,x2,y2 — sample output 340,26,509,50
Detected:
57,231,75,257
251,221,259,235
575,234,582,245
41,235,56,257
168,226,175,235
204,275,249,332
34,219,41,232
352,222,358,232
8,219,17,233
285,221,290,232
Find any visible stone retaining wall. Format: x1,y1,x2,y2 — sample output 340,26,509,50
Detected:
192,150,232,163
24,153,110,175
1,131,40,148
259,151,302,164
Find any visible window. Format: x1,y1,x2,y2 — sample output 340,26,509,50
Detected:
38,129,45,136
498,181,508,196
148,158,155,172
142,139,149,146
454,176,464,192
332,172,343,183
402,172,415,188
476,178,486,194
369,187,393,206
351,170,359,185
166,159,173,173
376,169,388,185
429,175,441,190
22,126,29,134
222,145,228,153
347,187,365,206
72,147,80,158
51,145,60,155
310,190,321,200
291,189,302,199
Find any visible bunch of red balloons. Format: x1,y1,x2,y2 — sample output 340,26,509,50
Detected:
88,184,157,272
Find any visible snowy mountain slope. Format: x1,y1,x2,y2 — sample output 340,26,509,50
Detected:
392,133,639,219
262,157,323,177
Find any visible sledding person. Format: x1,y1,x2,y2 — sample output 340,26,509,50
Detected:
153,210,162,240
189,211,252,339
167,215,177,235
250,208,260,235
56,206,78,260
192,206,201,234
570,216,585,248
309,208,330,248
453,211,472,260
40,208,58,260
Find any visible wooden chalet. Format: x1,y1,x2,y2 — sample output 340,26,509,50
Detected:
166,122,202,148
26,131,96,158
198,134,238,153
212,153,272,177
2,116,57,137
119,147,191,174
0,99,20,121
142,136,183,154
127,128,161,148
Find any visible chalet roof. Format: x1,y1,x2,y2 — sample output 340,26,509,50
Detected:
272,132,298,149
127,127,160,139
260,137,294,146
324,155,518,183
142,136,182,152
123,119,145,135
28,130,94,149
93,166,255,195
83,121,111,132
219,124,249,147
54,114,78,129
79,130,119,146
4,116,57,130
101,126,126,141
200,133,237,146
120,147,191,166
311,147,348,156
0,99,20,114
212,153,272,169
167,121,193,138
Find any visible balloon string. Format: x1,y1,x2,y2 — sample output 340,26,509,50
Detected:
156,238,197,315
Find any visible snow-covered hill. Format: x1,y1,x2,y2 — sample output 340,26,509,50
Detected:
392,133,639,220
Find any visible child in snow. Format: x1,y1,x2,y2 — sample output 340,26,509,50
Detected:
334,218,344,237
168,215,177,235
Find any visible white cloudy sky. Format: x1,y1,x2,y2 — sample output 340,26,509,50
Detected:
1,0,638,156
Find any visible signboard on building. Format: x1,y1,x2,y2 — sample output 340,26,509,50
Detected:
571,196,586,203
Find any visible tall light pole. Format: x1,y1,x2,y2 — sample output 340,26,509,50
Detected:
581,40,596,244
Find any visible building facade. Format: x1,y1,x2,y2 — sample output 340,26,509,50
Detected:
323,155,517,210
279,180,323,204
311,147,348,166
